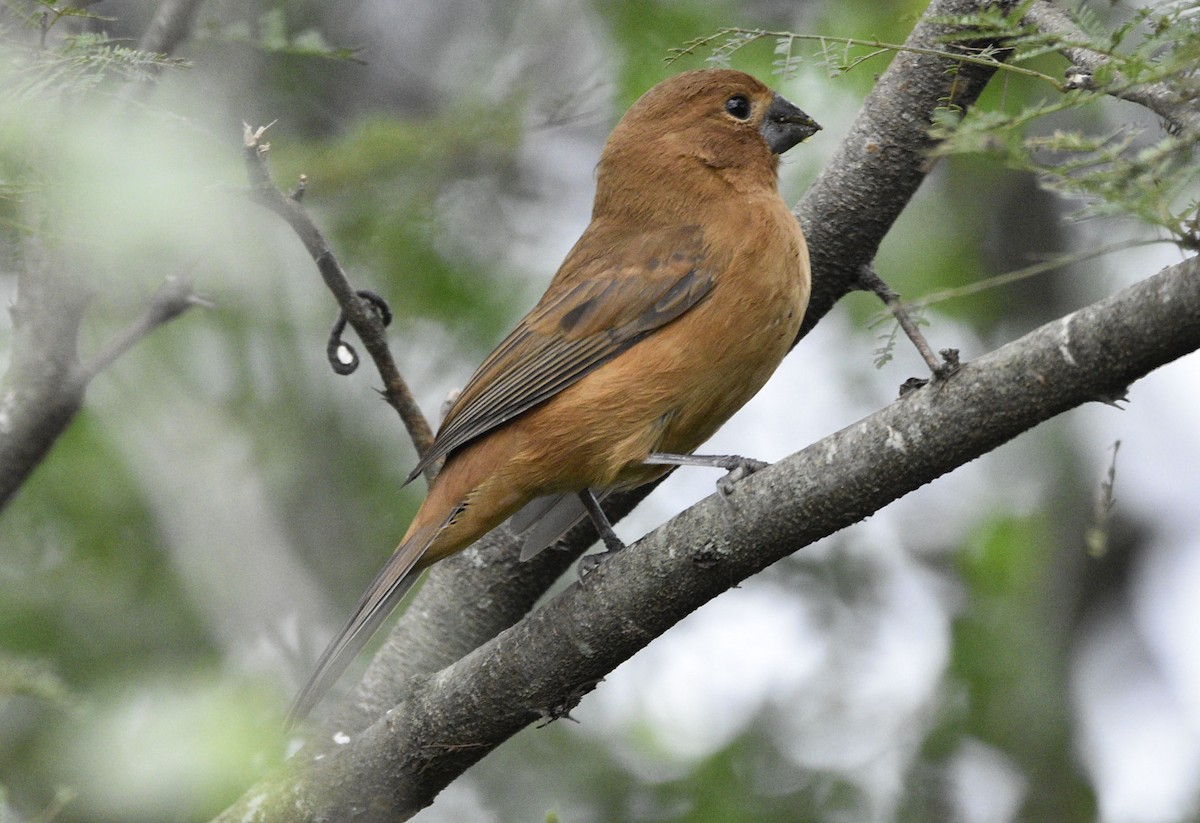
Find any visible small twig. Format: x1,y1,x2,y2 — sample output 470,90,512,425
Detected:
291,174,309,202
241,123,437,481
668,27,1062,89
1025,1,1200,138
856,265,958,379
535,677,603,728
328,289,393,376
906,238,1164,311
80,276,211,383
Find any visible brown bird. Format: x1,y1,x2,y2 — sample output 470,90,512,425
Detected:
288,68,820,725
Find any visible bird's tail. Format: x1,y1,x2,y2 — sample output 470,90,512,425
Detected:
285,521,439,729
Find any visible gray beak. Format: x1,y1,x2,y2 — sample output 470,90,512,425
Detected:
760,93,821,155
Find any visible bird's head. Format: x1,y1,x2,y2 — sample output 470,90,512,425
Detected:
596,69,820,216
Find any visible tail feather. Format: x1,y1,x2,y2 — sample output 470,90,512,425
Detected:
512,490,605,561
286,523,438,729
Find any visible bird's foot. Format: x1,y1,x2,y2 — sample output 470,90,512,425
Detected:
576,488,627,580
714,456,768,501
577,537,627,580
645,451,768,503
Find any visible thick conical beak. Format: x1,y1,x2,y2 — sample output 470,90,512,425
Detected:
760,93,821,155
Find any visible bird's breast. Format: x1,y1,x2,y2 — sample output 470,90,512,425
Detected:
626,197,810,462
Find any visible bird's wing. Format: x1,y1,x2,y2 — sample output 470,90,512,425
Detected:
406,225,714,484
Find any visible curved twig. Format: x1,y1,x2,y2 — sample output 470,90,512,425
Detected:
242,124,437,477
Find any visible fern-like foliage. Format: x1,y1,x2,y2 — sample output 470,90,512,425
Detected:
928,1,1200,248
0,5,191,241
0,5,190,106
10,31,190,98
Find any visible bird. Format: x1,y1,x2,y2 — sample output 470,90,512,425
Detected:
288,68,820,726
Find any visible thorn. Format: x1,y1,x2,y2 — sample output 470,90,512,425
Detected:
1094,392,1129,409
290,174,308,202
536,678,603,727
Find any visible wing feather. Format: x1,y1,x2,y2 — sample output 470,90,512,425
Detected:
406,225,714,484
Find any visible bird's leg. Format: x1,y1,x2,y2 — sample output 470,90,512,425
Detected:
645,452,768,500
577,488,626,578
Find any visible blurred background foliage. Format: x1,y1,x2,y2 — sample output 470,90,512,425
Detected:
0,0,1198,821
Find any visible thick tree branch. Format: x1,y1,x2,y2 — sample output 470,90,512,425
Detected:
242,126,437,470
116,0,209,102
319,481,660,737
0,242,90,511
225,251,1200,821
1025,0,1200,138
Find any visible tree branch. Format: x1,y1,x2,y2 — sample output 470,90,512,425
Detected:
0,3,210,514
224,250,1200,821
137,0,208,56
242,125,437,471
0,241,90,512
319,480,661,737
116,0,209,102
0,244,203,512
80,275,212,382
1024,0,1200,138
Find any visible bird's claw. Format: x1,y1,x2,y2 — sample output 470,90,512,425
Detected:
577,553,603,580
715,456,769,502
577,542,624,580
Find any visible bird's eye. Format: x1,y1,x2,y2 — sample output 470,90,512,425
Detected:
724,95,751,120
